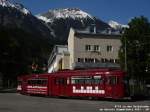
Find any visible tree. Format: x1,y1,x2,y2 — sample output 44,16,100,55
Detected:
0,27,52,87
119,16,150,79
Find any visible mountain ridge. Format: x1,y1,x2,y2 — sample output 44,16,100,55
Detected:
36,8,94,23
37,8,111,42
0,0,30,15
0,0,52,39
108,20,129,30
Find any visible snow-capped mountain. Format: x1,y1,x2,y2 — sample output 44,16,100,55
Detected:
0,0,52,39
37,8,94,23
37,8,111,42
0,0,30,15
0,1,52,79
108,20,129,30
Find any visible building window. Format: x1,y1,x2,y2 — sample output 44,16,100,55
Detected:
85,45,91,51
107,45,113,52
88,58,94,63
109,59,114,63
104,58,109,62
114,59,119,63
78,58,84,62
85,45,101,52
94,58,99,63
84,58,94,63
101,58,105,63
93,45,100,51
85,58,88,62
101,58,110,63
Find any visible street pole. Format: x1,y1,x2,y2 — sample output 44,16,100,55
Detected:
125,36,127,72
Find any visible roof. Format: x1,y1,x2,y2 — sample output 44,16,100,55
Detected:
48,45,68,66
54,45,68,48
72,62,120,69
72,28,122,39
50,68,125,77
75,32,121,39
19,68,124,79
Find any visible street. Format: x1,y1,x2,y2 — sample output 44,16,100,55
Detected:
0,93,150,112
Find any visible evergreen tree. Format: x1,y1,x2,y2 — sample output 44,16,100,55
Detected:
0,27,52,87
119,16,150,79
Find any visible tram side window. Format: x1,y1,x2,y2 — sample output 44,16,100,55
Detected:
94,79,101,84
59,78,65,85
41,80,47,85
55,78,67,85
71,76,104,85
77,79,85,84
107,76,119,85
37,80,41,85
32,80,37,85
28,80,36,85
71,79,75,84
55,78,59,85
71,79,87,84
85,79,92,84
27,79,47,85
28,80,32,85
38,79,47,85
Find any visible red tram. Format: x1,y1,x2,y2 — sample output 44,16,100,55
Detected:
17,68,126,99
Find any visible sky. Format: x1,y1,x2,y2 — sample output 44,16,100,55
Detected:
19,0,150,24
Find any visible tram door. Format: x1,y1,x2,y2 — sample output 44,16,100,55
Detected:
105,76,120,98
58,78,67,96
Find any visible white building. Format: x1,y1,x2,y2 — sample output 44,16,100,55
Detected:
47,45,68,73
48,28,122,73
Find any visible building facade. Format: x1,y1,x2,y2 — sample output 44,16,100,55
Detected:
48,28,122,73
68,28,121,69
47,45,68,73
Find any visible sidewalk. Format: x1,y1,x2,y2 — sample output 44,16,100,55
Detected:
0,88,17,93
